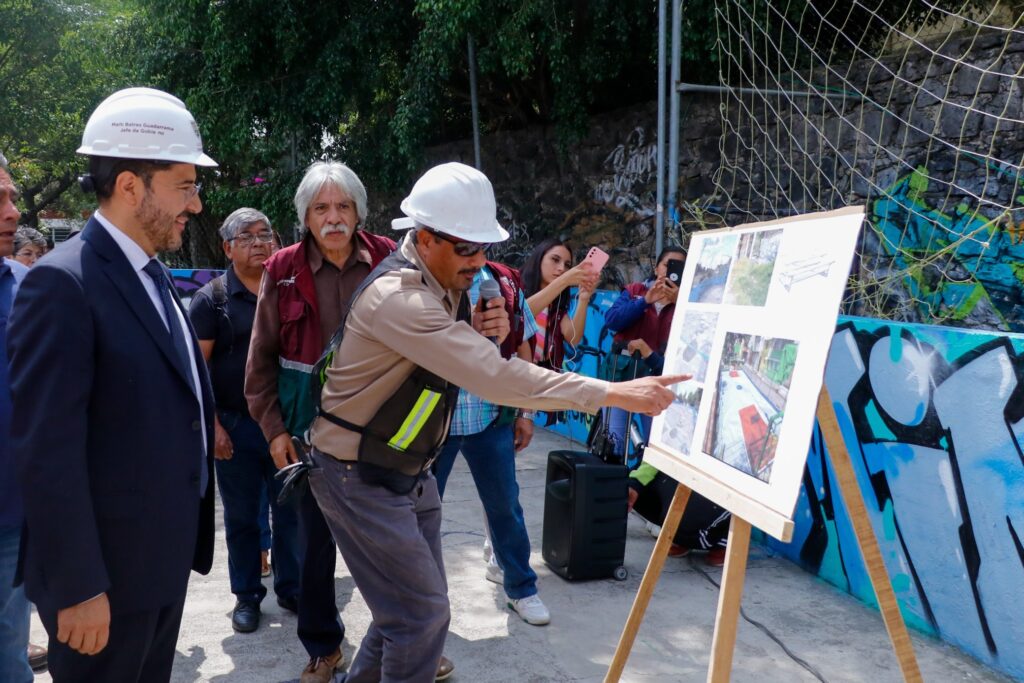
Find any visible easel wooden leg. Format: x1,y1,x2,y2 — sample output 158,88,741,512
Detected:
816,388,923,683
604,484,692,683
707,516,752,683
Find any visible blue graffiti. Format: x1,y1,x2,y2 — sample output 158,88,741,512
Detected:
769,318,1024,679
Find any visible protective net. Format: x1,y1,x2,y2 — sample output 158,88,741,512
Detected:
690,0,1024,331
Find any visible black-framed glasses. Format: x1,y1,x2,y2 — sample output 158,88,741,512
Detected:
427,229,490,257
231,231,275,247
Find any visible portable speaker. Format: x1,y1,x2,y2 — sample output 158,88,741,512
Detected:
542,450,629,581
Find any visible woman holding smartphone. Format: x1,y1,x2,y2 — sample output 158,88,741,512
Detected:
602,245,687,458
521,238,599,372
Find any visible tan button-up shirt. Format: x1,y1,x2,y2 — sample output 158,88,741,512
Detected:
310,233,608,460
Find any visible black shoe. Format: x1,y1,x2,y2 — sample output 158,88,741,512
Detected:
276,594,299,614
27,643,47,672
231,601,260,633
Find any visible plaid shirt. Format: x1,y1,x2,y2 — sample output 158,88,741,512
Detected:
449,266,539,436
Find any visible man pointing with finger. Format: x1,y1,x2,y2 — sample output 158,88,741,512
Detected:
245,161,395,683
307,162,686,683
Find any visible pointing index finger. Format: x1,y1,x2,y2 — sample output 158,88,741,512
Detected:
657,374,692,386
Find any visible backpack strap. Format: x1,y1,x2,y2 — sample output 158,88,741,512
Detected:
211,275,228,308
209,274,233,356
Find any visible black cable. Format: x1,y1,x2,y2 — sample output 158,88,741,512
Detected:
691,560,830,683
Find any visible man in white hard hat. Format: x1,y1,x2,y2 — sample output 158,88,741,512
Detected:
245,161,398,683
307,162,686,683
8,87,217,682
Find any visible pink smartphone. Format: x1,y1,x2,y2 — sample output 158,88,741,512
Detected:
581,246,609,273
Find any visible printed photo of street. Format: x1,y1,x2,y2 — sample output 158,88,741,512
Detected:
668,311,718,382
689,234,738,304
724,229,782,306
702,332,798,483
660,385,703,455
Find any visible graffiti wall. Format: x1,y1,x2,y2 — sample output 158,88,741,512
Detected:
766,317,1024,680
538,289,620,445
543,306,1024,678
867,166,1024,332
171,268,223,308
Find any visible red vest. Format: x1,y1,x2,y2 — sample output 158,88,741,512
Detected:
613,281,675,354
265,231,396,367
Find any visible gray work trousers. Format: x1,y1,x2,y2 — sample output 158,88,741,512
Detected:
308,449,450,683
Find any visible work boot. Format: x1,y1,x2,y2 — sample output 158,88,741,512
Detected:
300,648,344,683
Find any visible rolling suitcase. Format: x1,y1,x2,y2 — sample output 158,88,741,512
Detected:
542,450,629,581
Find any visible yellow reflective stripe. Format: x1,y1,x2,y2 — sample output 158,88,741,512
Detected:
388,389,443,451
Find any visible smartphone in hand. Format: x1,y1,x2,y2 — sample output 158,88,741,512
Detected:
582,246,610,273
665,258,685,287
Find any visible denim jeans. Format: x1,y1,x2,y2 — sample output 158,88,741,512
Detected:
434,423,538,600
216,412,300,605
0,524,32,683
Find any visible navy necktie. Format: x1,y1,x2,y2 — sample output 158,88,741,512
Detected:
144,259,207,496
143,259,196,395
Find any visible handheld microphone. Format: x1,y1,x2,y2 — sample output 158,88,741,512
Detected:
478,278,501,346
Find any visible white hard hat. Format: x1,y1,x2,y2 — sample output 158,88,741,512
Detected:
391,162,508,243
77,87,217,167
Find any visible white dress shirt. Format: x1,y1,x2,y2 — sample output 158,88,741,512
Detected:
93,211,208,461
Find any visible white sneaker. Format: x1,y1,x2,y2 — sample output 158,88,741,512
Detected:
485,556,504,585
482,536,492,562
508,594,550,626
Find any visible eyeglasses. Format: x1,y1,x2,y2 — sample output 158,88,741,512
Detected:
15,249,40,260
153,180,202,203
182,183,203,202
427,229,490,257
231,231,274,247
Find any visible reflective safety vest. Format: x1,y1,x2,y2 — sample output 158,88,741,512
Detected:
311,250,471,492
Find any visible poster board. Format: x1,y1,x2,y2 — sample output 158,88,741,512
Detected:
646,207,864,539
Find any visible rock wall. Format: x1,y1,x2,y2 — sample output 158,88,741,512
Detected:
368,26,1024,332
368,99,723,290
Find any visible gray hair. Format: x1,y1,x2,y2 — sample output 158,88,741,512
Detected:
219,207,271,241
294,161,367,230
14,227,45,252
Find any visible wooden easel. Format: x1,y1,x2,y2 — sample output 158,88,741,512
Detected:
604,386,923,683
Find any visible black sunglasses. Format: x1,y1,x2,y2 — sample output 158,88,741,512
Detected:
427,229,490,257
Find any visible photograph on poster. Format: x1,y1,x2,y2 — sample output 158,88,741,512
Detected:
661,384,703,455
724,229,782,306
670,311,718,381
702,332,798,483
689,234,738,304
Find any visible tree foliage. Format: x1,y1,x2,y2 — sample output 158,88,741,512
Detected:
0,0,135,227
2,0,997,262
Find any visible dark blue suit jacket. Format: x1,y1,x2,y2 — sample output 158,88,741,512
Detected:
8,217,215,616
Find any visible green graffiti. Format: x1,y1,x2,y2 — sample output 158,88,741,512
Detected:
868,169,1024,331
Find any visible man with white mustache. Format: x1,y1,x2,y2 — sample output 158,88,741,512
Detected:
245,161,412,683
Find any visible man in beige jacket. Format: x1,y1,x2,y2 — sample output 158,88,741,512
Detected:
308,162,685,683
